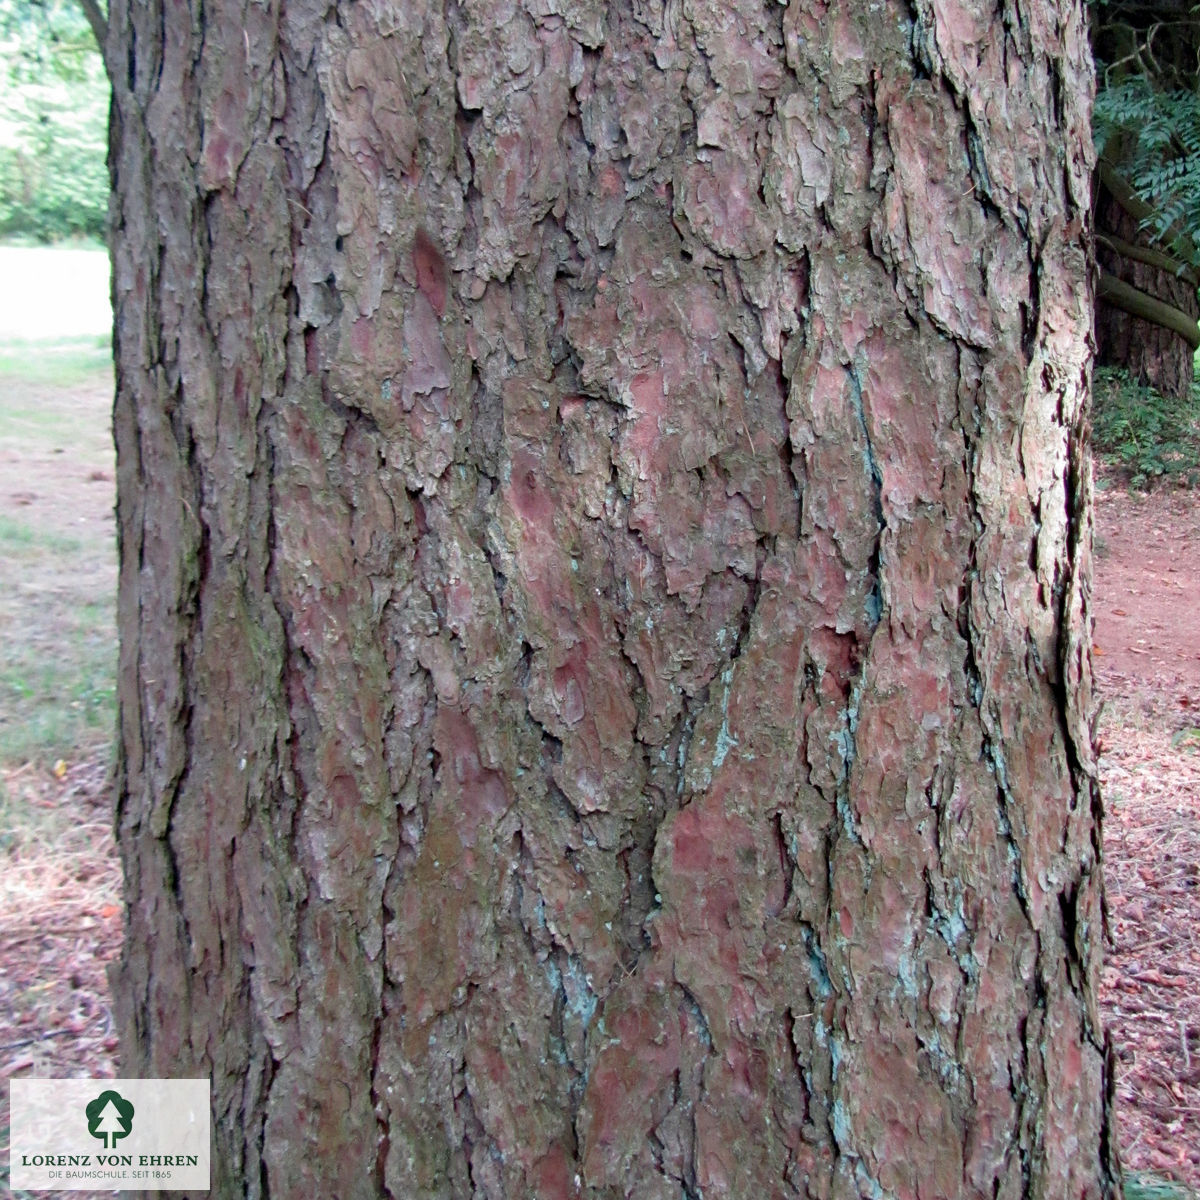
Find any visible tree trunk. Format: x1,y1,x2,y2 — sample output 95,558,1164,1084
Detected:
108,0,1116,1197
1095,177,1199,399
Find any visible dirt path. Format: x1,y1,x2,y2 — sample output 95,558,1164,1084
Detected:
1095,476,1200,1194
1094,481,1200,693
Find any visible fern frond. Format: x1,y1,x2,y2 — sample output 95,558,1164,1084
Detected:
1096,77,1200,268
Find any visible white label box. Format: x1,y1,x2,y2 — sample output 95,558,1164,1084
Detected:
9,1078,209,1191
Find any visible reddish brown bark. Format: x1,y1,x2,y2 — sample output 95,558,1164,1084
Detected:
108,0,1116,1196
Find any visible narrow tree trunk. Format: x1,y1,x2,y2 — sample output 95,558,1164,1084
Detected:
109,0,1116,1196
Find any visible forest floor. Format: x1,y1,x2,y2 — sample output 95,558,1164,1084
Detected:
0,340,1197,1195
1093,476,1200,1195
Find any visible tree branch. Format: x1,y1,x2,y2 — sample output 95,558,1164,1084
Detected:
1098,157,1200,267
75,0,107,52
1096,232,1200,287
1097,269,1200,349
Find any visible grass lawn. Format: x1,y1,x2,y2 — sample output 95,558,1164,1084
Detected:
0,334,116,771
0,242,115,782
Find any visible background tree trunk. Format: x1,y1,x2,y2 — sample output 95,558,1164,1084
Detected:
108,0,1116,1196
1095,179,1199,399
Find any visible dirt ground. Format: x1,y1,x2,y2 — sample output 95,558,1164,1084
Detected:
1,470,1199,1195
1094,476,1200,1193
1094,480,1200,689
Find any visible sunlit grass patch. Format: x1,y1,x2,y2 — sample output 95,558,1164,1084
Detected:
0,336,115,772
0,333,112,387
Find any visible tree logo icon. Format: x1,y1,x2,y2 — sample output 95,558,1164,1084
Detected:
85,1089,135,1149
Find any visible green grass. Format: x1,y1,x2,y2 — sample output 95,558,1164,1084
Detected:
0,330,116,770
1171,725,1200,750
0,234,107,252
0,511,85,556
0,333,112,386
1126,1174,1199,1200
1093,366,1200,488
0,604,115,764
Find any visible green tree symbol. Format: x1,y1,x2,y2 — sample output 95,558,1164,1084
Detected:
85,1090,135,1150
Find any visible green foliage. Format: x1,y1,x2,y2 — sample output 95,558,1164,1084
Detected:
1092,366,1200,488
1124,1174,1198,1200
0,0,108,242
0,0,99,78
1170,725,1200,752
1094,77,1200,267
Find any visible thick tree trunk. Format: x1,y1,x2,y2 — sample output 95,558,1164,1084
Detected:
1095,178,1199,399
109,0,1116,1197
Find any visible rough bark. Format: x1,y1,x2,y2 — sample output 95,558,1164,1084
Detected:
1095,174,1200,398
108,0,1116,1197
